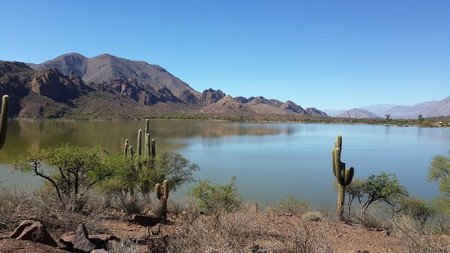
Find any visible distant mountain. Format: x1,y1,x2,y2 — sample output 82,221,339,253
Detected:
337,108,380,119
358,104,395,116
0,53,328,119
323,109,345,117
33,53,199,99
382,97,450,119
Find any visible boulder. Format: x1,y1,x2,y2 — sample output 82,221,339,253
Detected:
73,223,96,253
9,220,58,247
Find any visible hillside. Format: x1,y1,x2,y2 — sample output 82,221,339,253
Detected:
382,97,450,119
337,108,380,119
0,54,328,119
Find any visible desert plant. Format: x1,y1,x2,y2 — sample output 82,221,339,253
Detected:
344,178,365,215
331,135,354,221
16,145,115,211
154,180,169,221
271,197,309,216
190,176,243,213
361,172,408,214
394,197,435,226
391,215,449,253
428,151,450,216
301,211,324,222
0,95,9,149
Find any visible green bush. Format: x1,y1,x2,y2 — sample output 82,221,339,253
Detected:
16,145,115,211
428,152,450,216
101,151,198,195
189,176,243,213
361,172,408,213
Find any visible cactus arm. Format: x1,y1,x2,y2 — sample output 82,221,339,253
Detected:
0,95,9,149
163,180,169,199
155,183,162,199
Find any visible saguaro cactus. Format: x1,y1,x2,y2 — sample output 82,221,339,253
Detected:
137,129,142,156
145,133,151,157
124,139,129,157
145,119,150,135
151,138,156,159
0,95,9,149
154,180,169,221
332,135,354,221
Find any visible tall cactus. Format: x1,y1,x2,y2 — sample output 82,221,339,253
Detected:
137,129,142,156
154,180,169,221
332,135,354,221
0,95,9,149
151,138,156,159
145,133,151,158
145,119,150,135
124,139,129,157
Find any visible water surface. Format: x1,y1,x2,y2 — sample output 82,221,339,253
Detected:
1,120,449,205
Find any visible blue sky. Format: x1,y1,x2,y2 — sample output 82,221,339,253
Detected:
1,1,449,109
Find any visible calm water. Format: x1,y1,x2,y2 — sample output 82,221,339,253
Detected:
1,120,449,206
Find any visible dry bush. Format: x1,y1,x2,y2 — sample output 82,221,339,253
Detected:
168,208,332,253
270,197,310,216
0,185,38,230
301,211,324,222
353,210,385,229
391,215,449,253
109,191,151,214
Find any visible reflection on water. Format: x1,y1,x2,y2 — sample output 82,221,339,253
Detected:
0,120,286,163
1,120,450,205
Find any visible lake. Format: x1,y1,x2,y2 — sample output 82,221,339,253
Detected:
1,120,449,206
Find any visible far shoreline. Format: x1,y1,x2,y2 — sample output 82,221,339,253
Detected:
8,113,450,128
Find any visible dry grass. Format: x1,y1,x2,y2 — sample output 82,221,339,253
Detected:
167,208,332,253
391,215,450,253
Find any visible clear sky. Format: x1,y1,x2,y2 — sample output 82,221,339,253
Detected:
1,0,449,109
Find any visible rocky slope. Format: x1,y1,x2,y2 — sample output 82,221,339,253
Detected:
337,108,380,119
381,96,450,119
0,53,328,119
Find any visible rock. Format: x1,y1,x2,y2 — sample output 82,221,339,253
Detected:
73,223,96,253
59,232,75,247
9,220,58,247
0,238,67,253
89,234,113,248
91,249,109,253
129,214,161,227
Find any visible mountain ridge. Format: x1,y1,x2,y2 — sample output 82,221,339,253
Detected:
1,53,328,119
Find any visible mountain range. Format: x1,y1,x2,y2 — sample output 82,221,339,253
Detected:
325,97,450,119
0,53,327,119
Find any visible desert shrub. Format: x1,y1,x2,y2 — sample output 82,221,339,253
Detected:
101,151,198,195
394,197,435,226
189,176,243,213
15,145,115,212
271,197,309,216
361,172,408,214
428,152,450,216
344,178,365,215
301,211,324,222
0,185,39,230
354,210,385,229
391,215,449,253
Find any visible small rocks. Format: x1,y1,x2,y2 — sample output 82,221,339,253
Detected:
9,220,58,247
59,224,117,252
